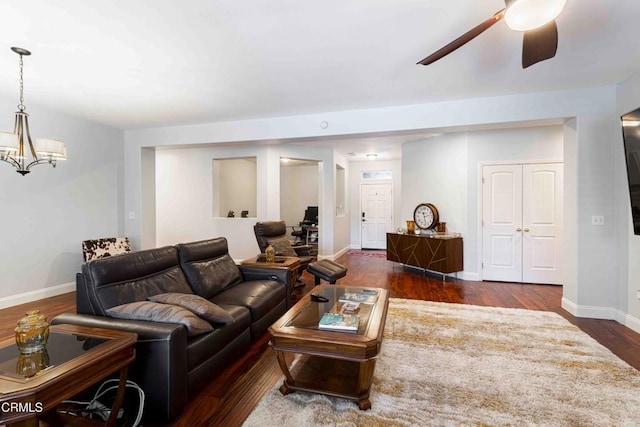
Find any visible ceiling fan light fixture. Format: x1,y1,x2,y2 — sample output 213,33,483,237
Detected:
504,0,567,31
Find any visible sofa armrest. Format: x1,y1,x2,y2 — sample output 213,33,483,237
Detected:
292,245,312,256
52,313,188,422
238,264,292,286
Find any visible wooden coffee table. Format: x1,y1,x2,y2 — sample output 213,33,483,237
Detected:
0,324,136,426
269,284,388,410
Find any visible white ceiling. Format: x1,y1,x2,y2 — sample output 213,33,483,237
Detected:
1,0,639,159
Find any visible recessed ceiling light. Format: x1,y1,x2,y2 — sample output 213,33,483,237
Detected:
281,158,290,163
348,152,357,157
365,153,378,159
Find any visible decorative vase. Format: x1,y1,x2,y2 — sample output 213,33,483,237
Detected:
16,348,50,378
15,310,50,354
265,244,276,263
406,220,416,234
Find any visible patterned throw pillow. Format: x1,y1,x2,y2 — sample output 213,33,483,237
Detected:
82,237,131,262
267,237,298,257
106,301,213,336
148,293,234,324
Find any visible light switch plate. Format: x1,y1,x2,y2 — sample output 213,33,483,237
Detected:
591,215,604,226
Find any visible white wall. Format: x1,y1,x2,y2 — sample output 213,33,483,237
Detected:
156,146,266,259
155,143,345,260
333,151,350,257
401,126,563,281
0,96,123,307
214,158,257,218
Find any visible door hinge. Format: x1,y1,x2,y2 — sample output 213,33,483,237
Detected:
481,262,484,269
482,177,485,184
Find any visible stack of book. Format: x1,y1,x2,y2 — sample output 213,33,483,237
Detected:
317,289,379,332
318,312,359,332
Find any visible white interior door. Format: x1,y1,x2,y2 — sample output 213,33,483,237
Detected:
360,183,393,249
482,163,563,284
522,163,563,284
482,165,523,282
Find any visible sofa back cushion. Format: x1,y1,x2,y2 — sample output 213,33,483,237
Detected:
81,245,193,316
176,237,243,299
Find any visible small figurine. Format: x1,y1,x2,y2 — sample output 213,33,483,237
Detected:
227,210,235,218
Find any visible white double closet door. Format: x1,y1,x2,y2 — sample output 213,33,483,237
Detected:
482,163,563,285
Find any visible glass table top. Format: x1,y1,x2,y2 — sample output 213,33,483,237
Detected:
285,286,380,335
0,331,108,381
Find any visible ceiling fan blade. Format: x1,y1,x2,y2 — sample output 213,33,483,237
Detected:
418,9,506,66
522,20,558,68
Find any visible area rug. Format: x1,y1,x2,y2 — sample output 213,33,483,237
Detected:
348,251,387,258
243,299,640,426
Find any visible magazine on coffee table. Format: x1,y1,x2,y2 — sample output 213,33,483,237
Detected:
339,290,378,305
318,313,360,332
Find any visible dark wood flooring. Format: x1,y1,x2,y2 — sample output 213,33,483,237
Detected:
3,251,640,426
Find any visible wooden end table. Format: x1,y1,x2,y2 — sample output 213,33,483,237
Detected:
0,324,136,426
241,255,301,307
269,284,389,410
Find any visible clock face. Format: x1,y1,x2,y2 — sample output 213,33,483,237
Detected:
413,203,439,230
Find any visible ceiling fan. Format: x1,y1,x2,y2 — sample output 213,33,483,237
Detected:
418,0,568,69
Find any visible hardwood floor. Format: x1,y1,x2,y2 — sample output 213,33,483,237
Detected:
2,251,640,426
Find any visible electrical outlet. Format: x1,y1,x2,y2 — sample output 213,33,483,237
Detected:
591,215,605,226
128,211,136,220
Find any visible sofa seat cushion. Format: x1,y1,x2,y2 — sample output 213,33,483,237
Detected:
106,301,213,337
148,293,234,324
186,304,251,371
211,280,285,322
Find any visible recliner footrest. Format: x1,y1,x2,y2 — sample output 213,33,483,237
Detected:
307,259,347,286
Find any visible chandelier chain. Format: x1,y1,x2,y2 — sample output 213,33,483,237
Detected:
17,53,25,112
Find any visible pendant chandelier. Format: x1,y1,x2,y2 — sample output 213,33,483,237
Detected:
0,47,67,176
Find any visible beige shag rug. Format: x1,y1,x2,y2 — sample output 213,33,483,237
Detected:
243,298,640,426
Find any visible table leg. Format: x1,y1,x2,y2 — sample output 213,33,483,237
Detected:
356,359,376,410
275,350,295,395
105,366,129,427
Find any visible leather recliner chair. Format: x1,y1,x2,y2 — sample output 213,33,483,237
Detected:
253,221,315,275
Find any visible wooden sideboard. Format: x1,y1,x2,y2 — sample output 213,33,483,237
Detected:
386,233,463,274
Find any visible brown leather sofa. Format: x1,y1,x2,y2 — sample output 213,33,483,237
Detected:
52,237,291,422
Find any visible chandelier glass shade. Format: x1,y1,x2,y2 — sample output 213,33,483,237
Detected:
0,47,67,176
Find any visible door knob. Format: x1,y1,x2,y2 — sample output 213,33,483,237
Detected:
516,228,522,232
524,228,530,232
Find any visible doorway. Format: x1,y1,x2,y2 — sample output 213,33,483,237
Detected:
280,158,320,243
360,182,393,249
481,162,564,284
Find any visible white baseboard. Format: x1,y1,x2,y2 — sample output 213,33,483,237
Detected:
617,311,640,335
319,245,351,261
562,297,640,334
458,271,480,281
561,297,618,320
0,281,75,310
